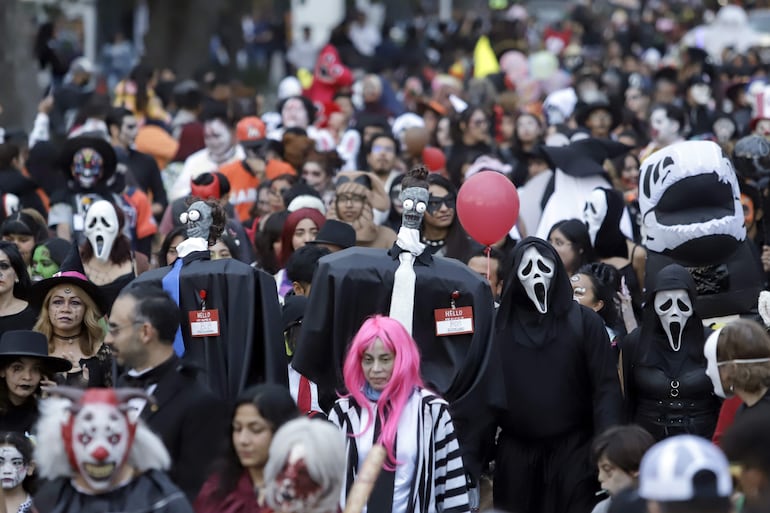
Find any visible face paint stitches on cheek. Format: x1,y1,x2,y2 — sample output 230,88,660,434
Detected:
0,446,27,490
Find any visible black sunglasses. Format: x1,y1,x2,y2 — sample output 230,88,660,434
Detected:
427,195,456,214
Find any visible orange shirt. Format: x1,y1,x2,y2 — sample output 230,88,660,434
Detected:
220,160,259,222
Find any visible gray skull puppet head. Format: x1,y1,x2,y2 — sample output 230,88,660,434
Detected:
180,201,213,240
400,187,429,230
517,246,556,314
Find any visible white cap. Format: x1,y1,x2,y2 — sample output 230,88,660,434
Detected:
278,76,303,100
638,435,732,502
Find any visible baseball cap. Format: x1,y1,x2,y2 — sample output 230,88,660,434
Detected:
236,117,266,146
638,435,732,502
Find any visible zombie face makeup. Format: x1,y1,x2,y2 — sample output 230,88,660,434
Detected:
32,246,59,281
180,201,213,240
282,98,309,129
204,119,233,158
400,187,428,230
583,189,609,245
654,289,693,351
71,148,104,189
0,445,28,490
517,247,555,314
84,201,119,263
271,444,322,513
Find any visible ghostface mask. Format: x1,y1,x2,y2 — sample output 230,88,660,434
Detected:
400,187,428,230
583,188,609,245
180,201,213,240
84,200,119,263
518,246,555,314
654,289,693,351
72,148,104,189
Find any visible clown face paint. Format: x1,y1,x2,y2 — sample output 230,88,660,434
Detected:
180,201,213,240
583,189,609,245
649,108,680,146
32,246,59,281
71,148,104,189
518,247,555,314
84,201,119,263
400,187,428,230
704,329,728,398
0,445,27,490
203,119,233,159
282,98,309,129
68,402,132,492
271,444,321,513
654,289,693,351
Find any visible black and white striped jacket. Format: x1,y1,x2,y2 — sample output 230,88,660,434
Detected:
329,388,470,513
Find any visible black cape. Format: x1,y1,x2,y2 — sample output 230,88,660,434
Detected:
129,251,287,401
291,246,502,481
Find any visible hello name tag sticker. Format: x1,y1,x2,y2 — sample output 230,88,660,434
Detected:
189,309,220,337
434,306,474,336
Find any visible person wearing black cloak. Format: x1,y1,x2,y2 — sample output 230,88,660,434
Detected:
291,166,502,495
129,199,286,402
492,237,623,513
620,263,720,441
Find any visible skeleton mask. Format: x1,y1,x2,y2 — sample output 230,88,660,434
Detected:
180,201,213,240
654,289,693,351
72,148,104,189
0,445,28,490
84,200,119,263
518,247,555,314
270,444,322,513
203,119,233,160
583,188,609,245
400,187,428,230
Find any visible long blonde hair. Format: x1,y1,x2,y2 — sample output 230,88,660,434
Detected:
32,284,105,356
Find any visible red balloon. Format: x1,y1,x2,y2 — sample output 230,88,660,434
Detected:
422,146,446,173
457,171,519,246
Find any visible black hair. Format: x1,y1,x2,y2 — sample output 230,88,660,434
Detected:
213,384,299,500
0,241,31,300
200,101,232,126
576,262,625,335
285,244,330,285
157,226,187,267
0,431,37,494
425,173,478,262
119,285,181,343
254,210,289,274
547,219,596,273
366,132,401,157
450,105,487,144
129,63,155,116
651,103,685,134
467,246,506,284
0,143,20,169
174,85,203,112
106,107,134,131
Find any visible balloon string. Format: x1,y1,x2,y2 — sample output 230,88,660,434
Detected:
485,245,491,282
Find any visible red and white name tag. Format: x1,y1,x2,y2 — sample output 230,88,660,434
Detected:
434,306,474,336
188,309,220,337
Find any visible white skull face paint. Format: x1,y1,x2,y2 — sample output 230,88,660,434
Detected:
654,289,693,351
518,247,555,314
583,189,608,245
282,98,309,129
650,108,680,146
84,200,119,263
704,329,728,398
204,119,233,157
0,446,27,490
70,403,131,492
400,187,429,230
180,201,213,240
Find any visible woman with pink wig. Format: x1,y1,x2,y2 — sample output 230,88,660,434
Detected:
328,315,470,513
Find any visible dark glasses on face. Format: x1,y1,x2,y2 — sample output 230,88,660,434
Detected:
427,195,456,214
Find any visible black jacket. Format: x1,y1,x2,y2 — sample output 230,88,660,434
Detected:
0,166,46,217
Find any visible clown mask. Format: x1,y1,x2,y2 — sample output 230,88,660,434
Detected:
72,148,104,189
654,289,693,352
180,201,213,240
84,200,119,263
271,444,321,513
518,247,555,314
400,187,428,230
0,445,28,490
583,189,609,245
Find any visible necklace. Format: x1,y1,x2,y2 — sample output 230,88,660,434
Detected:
53,332,82,344
421,237,446,248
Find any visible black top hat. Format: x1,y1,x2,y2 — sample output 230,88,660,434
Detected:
58,136,117,183
306,219,356,250
0,330,72,373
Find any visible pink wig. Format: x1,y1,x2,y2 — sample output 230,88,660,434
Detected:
342,315,424,469
279,207,326,267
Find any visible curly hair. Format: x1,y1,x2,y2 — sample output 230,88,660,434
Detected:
184,198,227,246
717,319,770,394
33,284,106,357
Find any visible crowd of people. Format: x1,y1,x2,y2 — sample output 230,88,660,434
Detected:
2,1,770,512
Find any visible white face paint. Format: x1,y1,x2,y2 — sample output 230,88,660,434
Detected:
282,98,309,129
70,402,131,492
84,200,119,263
517,247,555,314
689,84,711,106
204,119,233,158
704,329,728,398
0,446,27,490
650,108,680,145
583,189,609,245
654,289,693,351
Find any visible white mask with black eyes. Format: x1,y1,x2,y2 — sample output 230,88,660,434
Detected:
517,247,555,314
583,188,608,245
654,289,693,351
84,200,119,263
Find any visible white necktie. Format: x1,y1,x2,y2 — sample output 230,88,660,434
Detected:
389,251,417,335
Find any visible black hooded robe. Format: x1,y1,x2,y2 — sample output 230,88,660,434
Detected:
492,238,623,513
128,251,287,402
620,263,720,441
291,246,503,483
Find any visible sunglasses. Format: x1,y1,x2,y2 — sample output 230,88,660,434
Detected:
427,195,456,214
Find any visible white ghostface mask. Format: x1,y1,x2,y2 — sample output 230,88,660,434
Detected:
704,329,728,398
518,247,555,314
84,200,119,263
654,289,693,351
0,446,27,490
583,189,608,245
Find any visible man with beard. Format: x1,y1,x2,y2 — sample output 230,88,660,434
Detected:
492,237,623,513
